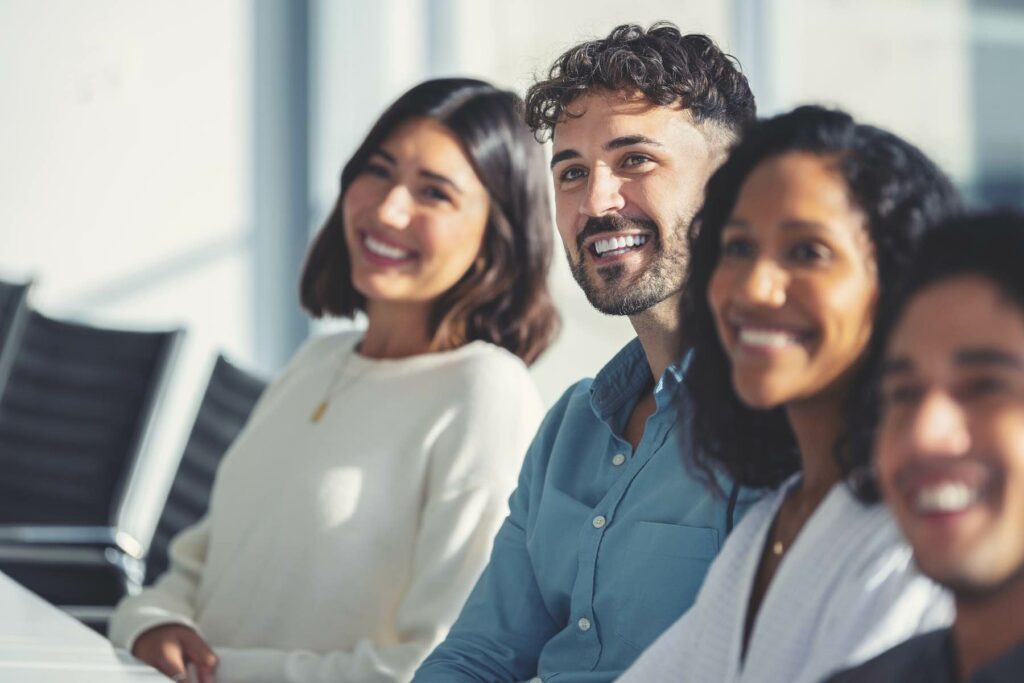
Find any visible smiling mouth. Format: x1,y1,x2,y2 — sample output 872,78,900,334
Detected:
912,481,981,514
361,231,416,262
896,460,997,518
733,325,812,352
587,233,650,260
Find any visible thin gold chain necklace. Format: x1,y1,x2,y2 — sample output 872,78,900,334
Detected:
309,343,368,423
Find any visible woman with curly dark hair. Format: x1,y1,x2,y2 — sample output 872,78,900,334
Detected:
620,106,959,682
109,78,559,683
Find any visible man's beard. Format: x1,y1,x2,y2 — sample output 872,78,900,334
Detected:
568,214,689,316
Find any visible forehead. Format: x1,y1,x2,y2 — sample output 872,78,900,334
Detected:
888,275,1024,362
732,153,857,220
379,118,484,186
551,90,708,153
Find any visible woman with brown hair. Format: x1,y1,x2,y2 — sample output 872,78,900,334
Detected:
109,78,559,683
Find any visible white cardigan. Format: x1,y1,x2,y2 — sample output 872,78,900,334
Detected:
109,332,544,683
618,476,953,683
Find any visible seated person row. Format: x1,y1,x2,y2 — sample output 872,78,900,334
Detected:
117,23,760,683
829,212,1024,682
619,105,960,681
108,78,559,683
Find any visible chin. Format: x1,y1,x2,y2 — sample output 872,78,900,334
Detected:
731,374,789,411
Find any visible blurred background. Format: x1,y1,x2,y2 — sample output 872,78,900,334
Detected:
0,0,1022,547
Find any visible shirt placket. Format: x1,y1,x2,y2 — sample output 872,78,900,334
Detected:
566,399,674,671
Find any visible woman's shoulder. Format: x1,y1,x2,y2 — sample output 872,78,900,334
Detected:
438,341,536,391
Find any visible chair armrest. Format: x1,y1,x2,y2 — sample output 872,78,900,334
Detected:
0,541,145,593
0,525,143,558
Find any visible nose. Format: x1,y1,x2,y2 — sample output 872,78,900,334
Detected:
907,391,971,457
734,258,787,308
579,166,625,218
376,185,413,229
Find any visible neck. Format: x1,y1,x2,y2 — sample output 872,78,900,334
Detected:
628,293,683,383
360,300,433,359
953,574,1024,681
785,391,844,508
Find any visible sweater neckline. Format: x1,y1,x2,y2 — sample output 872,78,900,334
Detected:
336,334,499,377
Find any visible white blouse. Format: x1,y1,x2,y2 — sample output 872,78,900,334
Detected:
618,476,953,683
109,332,544,683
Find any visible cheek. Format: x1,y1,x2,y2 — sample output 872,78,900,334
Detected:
823,273,877,347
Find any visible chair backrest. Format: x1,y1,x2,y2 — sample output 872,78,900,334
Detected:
0,311,182,526
0,279,31,389
143,354,266,584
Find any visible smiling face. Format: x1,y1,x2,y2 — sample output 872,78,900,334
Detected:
342,117,490,310
876,275,1024,598
707,152,878,409
550,90,723,316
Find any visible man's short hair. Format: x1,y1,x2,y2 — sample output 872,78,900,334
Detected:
524,22,756,141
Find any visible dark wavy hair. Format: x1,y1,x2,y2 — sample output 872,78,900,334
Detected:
524,22,755,140
301,78,560,365
682,105,961,498
851,211,1024,496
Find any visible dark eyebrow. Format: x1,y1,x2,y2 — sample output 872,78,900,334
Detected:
722,218,750,231
550,135,664,170
420,169,462,194
955,347,1024,370
370,149,462,194
550,149,579,170
780,219,830,232
605,135,664,151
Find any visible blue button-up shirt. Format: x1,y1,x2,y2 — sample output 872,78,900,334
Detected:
413,338,746,683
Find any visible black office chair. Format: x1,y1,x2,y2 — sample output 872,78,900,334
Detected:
51,353,266,632
143,353,266,584
0,310,183,607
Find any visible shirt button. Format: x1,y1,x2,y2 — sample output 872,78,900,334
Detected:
592,515,606,529
577,617,592,632
611,453,626,466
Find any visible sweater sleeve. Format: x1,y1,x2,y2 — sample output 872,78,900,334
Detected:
413,386,579,683
108,516,211,650
210,357,545,683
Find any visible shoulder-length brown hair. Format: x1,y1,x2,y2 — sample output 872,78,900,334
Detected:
300,78,559,365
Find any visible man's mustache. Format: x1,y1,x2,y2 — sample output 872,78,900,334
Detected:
576,215,659,252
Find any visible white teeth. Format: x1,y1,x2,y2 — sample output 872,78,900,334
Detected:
914,482,977,514
364,235,413,260
593,234,648,256
738,328,799,348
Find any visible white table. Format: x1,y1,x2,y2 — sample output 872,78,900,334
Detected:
0,572,165,681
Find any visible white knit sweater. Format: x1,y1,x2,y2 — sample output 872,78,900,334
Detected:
618,476,953,683
109,332,544,683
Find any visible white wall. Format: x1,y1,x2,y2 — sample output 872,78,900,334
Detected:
0,0,255,541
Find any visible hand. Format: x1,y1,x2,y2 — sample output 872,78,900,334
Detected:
131,624,218,683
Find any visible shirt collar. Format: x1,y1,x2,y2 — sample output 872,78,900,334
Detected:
589,337,687,422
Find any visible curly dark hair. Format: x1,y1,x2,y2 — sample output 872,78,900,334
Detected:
524,22,755,140
682,105,961,499
301,78,560,365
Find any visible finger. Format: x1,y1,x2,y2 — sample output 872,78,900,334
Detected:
149,639,188,679
180,630,218,669
193,662,216,683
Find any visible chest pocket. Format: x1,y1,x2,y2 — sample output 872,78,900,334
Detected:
611,521,720,651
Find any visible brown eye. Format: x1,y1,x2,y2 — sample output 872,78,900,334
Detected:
721,237,754,259
558,166,586,183
789,242,831,263
362,163,390,179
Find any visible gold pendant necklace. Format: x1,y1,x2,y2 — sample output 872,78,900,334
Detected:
310,343,365,424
